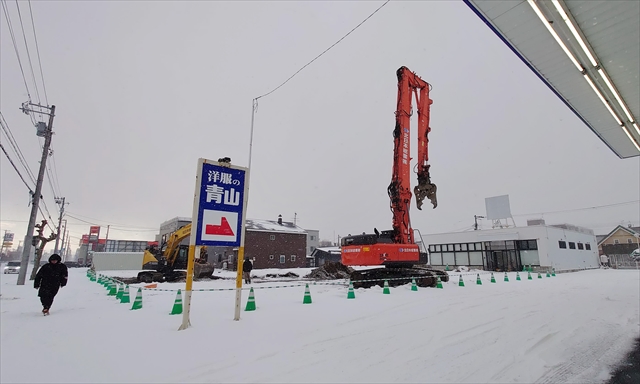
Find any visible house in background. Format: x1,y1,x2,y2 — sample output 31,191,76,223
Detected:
597,225,640,268
310,247,342,267
243,217,308,269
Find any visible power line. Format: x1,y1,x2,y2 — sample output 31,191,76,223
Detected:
14,0,41,104
0,141,33,192
27,0,48,105
65,213,158,231
512,200,640,217
0,112,37,184
1,0,31,99
254,0,390,101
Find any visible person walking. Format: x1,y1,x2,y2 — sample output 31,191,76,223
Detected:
242,257,253,284
34,254,68,315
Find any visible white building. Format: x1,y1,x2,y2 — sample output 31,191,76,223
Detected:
421,222,600,272
306,229,320,256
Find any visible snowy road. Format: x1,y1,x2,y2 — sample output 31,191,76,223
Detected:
1,267,638,383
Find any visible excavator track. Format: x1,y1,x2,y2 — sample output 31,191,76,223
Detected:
349,266,449,289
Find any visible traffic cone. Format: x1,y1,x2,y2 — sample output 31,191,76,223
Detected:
546,271,551,278
552,268,556,277
436,276,443,289
120,285,130,304
382,280,390,294
476,274,482,285
527,271,532,280
516,272,521,281
303,284,312,304
522,265,526,272
504,272,509,282
528,265,532,272
347,282,356,299
537,272,542,279
170,289,183,315
97,275,103,284
490,273,496,283
458,275,465,287
445,264,450,271
131,288,143,310
108,282,117,296
411,278,418,291
90,274,96,282
115,284,123,300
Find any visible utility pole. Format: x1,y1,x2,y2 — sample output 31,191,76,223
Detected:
104,225,110,252
53,197,67,254
474,215,485,231
17,103,56,286
58,219,67,257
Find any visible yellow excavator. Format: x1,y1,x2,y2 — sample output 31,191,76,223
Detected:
137,224,215,283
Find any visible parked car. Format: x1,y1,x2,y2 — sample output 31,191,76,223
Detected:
3,261,21,274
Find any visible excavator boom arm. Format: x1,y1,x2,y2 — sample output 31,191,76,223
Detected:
389,66,437,245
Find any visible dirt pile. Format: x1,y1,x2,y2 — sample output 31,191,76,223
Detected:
265,272,299,278
305,262,354,280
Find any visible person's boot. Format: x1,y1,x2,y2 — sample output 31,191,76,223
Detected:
42,308,49,316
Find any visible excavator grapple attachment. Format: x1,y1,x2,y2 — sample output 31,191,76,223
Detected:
414,178,437,210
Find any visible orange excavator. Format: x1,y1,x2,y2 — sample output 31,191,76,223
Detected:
340,66,448,288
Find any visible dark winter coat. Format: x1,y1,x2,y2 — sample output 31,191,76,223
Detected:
243,259,253,273
34,254,68,297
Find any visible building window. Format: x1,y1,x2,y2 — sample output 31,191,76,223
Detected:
310,246,315,252
559,241,567,249
270,235,276,240
291,255,296,262
569,242,576,249
614,239,619,244
435,245,441,252
280,255,285,263
577,243,584,250
628,239,634,244
269,255,274,260
585,243,591,250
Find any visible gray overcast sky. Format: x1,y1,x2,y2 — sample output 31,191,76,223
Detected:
1,1,639,252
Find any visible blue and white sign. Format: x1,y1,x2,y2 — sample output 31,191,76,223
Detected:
194,160,247,247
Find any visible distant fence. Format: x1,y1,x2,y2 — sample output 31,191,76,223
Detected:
608,254,640,269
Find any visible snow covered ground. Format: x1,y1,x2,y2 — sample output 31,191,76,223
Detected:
1,265,638,383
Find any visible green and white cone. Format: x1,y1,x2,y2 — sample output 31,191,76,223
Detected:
527,271,532,280
245,287,256,311
516,272,521,281
347,282,356,299
445,264,450,271
170,289,183,315
303,284,312,304
458,275,465,287
504,272,509,282
490,273,496,283
436,276,443,289
552,268,556,277
120,285,130,304
382,280,390,294
131,288,143,310
537,272,542,279
115,284,123,300
476,274,482,285
546,271,551,278
411,278,418,291
108,282,117,296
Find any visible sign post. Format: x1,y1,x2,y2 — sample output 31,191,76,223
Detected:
179,158,248,330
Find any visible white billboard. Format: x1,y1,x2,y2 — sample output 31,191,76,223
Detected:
485,195,512,220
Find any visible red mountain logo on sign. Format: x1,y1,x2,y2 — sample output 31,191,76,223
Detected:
205,217,234,236
201,210,239,243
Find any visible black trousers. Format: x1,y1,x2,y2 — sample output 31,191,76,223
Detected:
40,294,55,309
